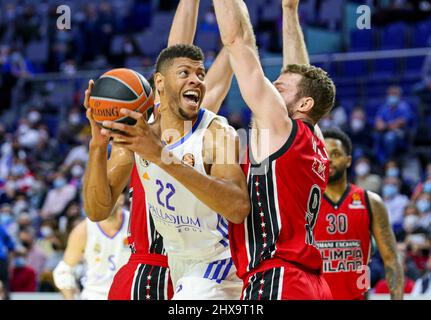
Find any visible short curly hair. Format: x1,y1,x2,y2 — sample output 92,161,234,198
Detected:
282,64,336,122
323,129,352,156
155,44,204,74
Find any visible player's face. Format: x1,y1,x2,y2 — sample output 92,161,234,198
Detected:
164,57,206,120
325,138,351,184
273,72,303,117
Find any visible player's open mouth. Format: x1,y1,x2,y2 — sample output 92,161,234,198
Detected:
182,89,200,107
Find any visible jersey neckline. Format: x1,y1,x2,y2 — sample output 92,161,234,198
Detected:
323,183,351,209
96,210,125,240
162,108,206,150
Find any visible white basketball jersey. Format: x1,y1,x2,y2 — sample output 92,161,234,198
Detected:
134,108,231,261
81,210,131,299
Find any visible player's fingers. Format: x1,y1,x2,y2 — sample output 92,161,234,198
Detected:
102,121,135,136
119,108,148,127
100,128,130,141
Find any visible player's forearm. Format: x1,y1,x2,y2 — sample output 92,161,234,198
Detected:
384,258,404,300
282,5,310,66
157,159,250,224
83,143,114,221
213,0,249,47
202,47,233,114
167,0,200,46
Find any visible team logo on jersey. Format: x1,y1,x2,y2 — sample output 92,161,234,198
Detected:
349,193,365,209
181,153,195,167
93,243,101,254
140,158,150,167
312,158,326,182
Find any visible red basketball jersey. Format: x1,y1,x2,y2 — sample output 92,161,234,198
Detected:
128,164,167,264
314,183,372,300
230,119,329,279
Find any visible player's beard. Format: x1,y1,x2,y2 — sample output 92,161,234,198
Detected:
328,167,345,184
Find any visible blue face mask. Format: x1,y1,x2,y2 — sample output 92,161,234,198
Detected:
386,167,400,178
382,184,398,198
423,182,431,194
417,199,431,213
53,178,67,189
387,95,400,106
14,257,26,268
0,214,12,226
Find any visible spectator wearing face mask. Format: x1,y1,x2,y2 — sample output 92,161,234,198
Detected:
396,203,430,242
9,248,36,292
382,176,410,230
416,193,431,229
18,229,47,281
347,107,373,158
384,159,411,196
40,173,77,219
354,157,382,194
374,86,413,164
411,171,431,202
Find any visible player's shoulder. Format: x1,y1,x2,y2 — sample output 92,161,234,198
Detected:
69,218,87,242
365,189,385,207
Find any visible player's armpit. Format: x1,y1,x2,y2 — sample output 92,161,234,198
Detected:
368,191,404,300
206,119,250,223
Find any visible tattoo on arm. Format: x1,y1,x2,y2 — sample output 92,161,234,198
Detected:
369,191,404,300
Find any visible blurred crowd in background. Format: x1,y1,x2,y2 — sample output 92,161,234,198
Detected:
0,0,431,299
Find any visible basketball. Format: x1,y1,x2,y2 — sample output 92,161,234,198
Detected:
89,68,154,125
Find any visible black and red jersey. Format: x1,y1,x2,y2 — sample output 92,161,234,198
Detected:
230,119,330,279
314,183,372,300
127,164,167,266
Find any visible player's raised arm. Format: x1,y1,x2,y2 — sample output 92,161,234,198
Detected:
53,220,87,300
282,0,309,66
212,0,291,150
167,0,200,46
201,47,233,114
82,81,134,222
368,191,404,300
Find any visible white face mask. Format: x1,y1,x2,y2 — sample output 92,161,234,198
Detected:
68,114,80,125
355,162,370,177
40,226,53,238
71,165,84,178
403,215,419,233
351,118,365,132
28,111,41,124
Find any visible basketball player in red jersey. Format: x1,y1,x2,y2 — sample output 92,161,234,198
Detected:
314,129,404,300
213,0,335,299
281,0,403,300
82,0,234,300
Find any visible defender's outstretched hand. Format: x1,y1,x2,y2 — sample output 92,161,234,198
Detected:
100,109,164,164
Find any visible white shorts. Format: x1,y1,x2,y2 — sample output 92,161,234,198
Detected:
168,255,242,300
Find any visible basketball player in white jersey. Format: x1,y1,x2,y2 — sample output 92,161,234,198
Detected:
53,194,130,300
84,44,249,299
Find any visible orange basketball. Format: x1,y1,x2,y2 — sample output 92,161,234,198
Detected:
89,68,154,124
